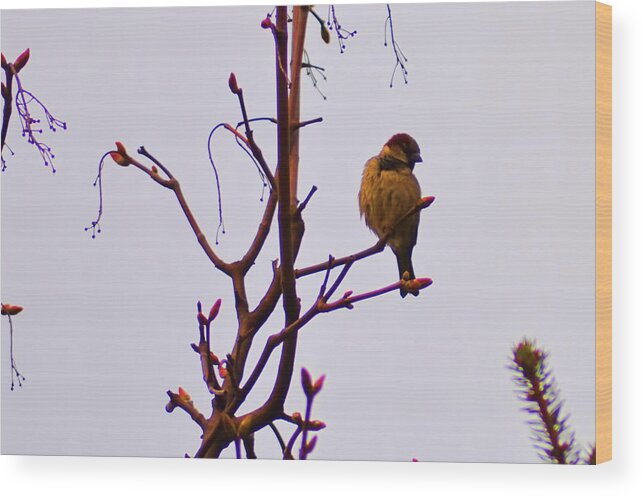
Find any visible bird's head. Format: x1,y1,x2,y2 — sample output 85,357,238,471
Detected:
382,133,423,168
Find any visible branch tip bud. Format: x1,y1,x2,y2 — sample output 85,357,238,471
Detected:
228,73,240,94
208,299,222,322
13,48,30,73
1,304,23,316
178,387,191,402
301,367,314,396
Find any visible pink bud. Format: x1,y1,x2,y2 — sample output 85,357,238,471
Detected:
218,365,228,378
301,368,314,396
13,48,30,73
313,374,325,394
412,458,419,462
261,17,272,29
208,299,222,322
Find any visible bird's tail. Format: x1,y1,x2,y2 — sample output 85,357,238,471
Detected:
395,250,418,298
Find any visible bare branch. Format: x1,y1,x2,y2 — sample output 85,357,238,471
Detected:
296,185,318,215
240,274,432,401
125,149,233,275
230,83,277,190
295,117,323,130
296,195,435,278
165,390,207,431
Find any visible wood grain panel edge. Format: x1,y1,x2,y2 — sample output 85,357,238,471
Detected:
596,1,612,464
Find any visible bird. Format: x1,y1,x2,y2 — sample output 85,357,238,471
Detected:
359,133,423,297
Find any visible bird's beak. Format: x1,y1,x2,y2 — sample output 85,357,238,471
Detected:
413,153,423,164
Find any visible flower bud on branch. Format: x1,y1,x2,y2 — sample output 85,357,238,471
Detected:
208,299,222,322
1,304,23,316
13,48,30,73
110,142,131,167
228,72,240,95
178,387,191,402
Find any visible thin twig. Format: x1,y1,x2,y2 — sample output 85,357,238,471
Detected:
295,117,323,130
384,4,409,87
269,422,287,454
296,185,318,214
284,426,302,460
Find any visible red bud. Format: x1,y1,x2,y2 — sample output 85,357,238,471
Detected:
261,17,272,29
228,73,240,95
13,48,30,73
197,312,208,326
412,458,419,462
308,420,326,430
110,151,130,167
1,53,7,69
218,365,228,378
1,304,23,316
209,352,219,365
208,299,222,321
313,374,325,394
178,387,191,401
151,165,158,174
115,141,128,156
291,412,302,424
420,196,435,209
342,290,353,299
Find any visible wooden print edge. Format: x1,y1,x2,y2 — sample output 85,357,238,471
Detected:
596,1,612,464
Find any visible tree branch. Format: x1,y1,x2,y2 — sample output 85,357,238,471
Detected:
239,274,432,403
264,6,301,416
126,148,232,276
231,81,277,190
296,195,435,278
165,390,207,431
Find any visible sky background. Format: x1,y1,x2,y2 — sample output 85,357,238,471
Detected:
1,2,596,462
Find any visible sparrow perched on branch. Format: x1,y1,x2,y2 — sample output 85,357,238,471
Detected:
359,133,423,297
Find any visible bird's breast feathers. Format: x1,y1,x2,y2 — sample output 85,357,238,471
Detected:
359,155,421,239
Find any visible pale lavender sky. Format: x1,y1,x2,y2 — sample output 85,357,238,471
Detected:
1,2,596,462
